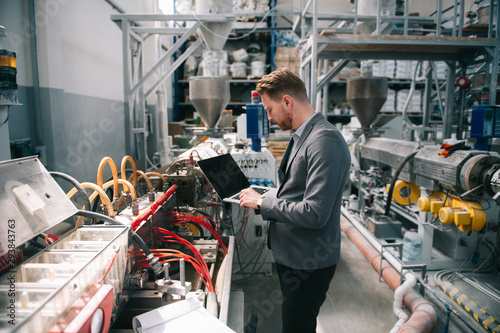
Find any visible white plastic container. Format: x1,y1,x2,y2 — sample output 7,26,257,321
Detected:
402,229,422,261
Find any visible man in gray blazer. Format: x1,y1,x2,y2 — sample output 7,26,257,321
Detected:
240,68,350,333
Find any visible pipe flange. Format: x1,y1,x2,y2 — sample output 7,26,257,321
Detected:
483,164,500,196
463,155,500,194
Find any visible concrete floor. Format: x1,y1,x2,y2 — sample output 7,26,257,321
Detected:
232,232,500,333
232,232,396,333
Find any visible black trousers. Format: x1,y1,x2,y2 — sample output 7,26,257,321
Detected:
276,262,337,333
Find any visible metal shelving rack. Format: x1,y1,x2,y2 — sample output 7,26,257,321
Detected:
295,0,499,140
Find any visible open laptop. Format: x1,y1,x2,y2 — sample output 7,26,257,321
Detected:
197,154,277,204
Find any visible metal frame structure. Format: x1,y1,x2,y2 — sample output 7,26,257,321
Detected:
111,14,232,168
111,10,290,167
296,0,499,140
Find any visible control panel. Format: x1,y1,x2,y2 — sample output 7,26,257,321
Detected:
231,149,278,187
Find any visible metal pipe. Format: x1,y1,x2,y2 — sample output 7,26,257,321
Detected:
28,0,44,147
437,0,443,40
401,61,421,130
163,262,170,280
179,258,185,286
340,212,437,333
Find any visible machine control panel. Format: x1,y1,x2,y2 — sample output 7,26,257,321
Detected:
231,149,277,187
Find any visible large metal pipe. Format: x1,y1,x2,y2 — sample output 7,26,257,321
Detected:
340,211,437,333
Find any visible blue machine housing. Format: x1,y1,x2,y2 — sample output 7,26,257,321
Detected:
470,105,500,150
246,103,269,151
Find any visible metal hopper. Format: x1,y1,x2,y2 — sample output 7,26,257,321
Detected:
346,77,389,128
188,0,233,129
189,76,230,129
196,0,233,52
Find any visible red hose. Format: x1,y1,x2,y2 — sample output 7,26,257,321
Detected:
131,185,177,231
340,218,437,333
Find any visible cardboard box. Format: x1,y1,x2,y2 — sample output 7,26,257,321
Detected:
274,47,300,74
274,47,299,62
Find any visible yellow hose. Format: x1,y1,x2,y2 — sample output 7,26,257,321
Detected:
129,170,154,191
103,179,137,201
72,179,136,227
67,182,115,217
145,172,166,183
97,157,119,198
121,155,138,186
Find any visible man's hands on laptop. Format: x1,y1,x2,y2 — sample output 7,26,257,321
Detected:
239,188,264,210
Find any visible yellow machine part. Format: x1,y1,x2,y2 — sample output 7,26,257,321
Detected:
449,198,485,232
422,193,485,232
438,207,471,227
416,192,485,232
438,207,456,224
386,180,420,206
417,191,449,216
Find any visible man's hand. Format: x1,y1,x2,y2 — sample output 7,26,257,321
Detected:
239,188,264,209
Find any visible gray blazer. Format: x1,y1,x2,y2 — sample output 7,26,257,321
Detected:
261,112,350,270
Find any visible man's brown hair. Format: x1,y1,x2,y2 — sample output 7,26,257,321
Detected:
256,67,309,103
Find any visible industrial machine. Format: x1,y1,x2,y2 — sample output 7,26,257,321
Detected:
0,154,235,333
344,76,500,270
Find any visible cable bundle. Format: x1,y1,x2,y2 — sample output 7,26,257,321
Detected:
129,248,213,292
149,227,214,292
235,209,251,247
165,212,228,255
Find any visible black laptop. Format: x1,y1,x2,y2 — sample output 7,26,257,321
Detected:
197,154,277,204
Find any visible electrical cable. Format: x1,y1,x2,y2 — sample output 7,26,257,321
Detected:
435,269,497,333
44,234,58,246
227,206,247,280
385,150,419,216
194,209,218,234
153,228,209,272
232,233,269,279
50,171,91,211
152,227,214,291
423,282,480,333
130,250,213,292
98,247,120,284
218,203,269,278
165,212,228,254
456,195,490,211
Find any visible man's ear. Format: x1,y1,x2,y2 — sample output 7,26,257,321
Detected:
282,94,293,109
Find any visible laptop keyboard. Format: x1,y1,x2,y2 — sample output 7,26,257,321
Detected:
230,187,269,200
254,187,269,195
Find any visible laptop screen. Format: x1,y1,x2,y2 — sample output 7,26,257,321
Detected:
197,154,251,200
